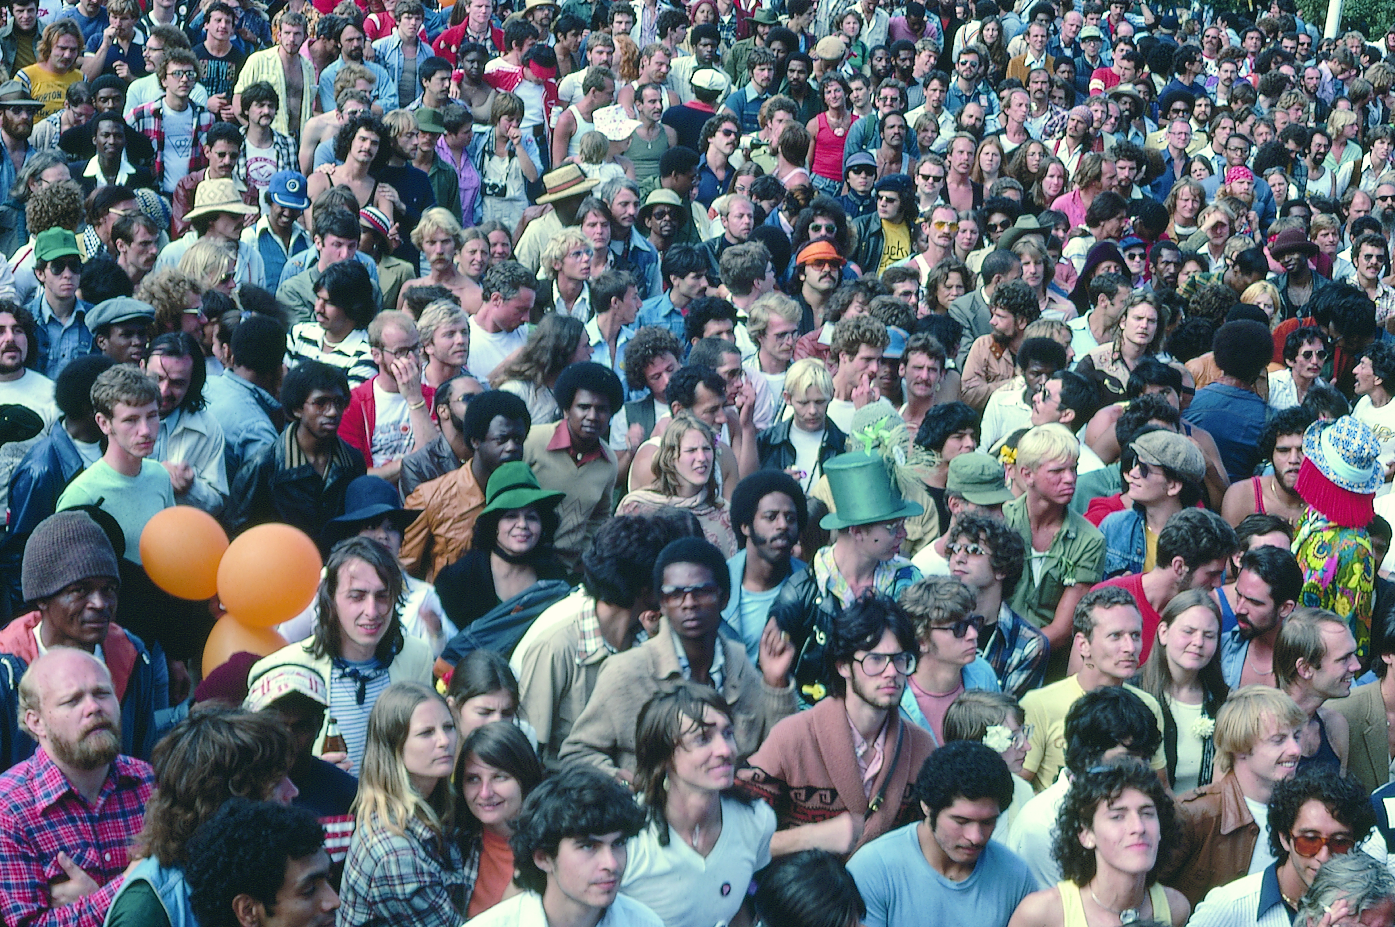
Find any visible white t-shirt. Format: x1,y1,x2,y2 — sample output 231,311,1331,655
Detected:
826,397,855,433
161,103,196,193
621,797,775,927
467,319,527,381
1353,394,1395,466
243,138,278,208
788,423,823,492
72,437,102,467
1169,698,1205,794
911,541,951,576
0,369,58,430
370,380,414,467
1244,795,1276,874
465,891,663,927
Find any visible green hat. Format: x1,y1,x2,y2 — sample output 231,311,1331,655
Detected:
34,228,80,263
415,107,446,134
946,453,1015,506
481,461,566,516
751,8,779,24
819,452,924,530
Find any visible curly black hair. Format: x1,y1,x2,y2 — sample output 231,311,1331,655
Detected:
947,513,1025,599
186,799,326,927
1258,407,1315,465
911,740,1015,828
991,280,1041,325
1052,757,1178,887
1267,768,1375,867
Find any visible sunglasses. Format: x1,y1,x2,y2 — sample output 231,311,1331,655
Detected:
810,221,838,235
987,219,1012,233
1299,348,1329,361
660,582,722,606
876,193,900,203
1289,832,1357,857
931,219,959,231
945,541,988,557
45,256,82,275
931,614,987,638
853,651,918,675
808,258,843,270
718,127,737,137
1379,194,1395,203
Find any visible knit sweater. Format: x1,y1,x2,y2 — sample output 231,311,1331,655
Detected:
738,695,935,857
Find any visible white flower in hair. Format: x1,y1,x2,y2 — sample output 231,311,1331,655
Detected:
983,725,1014,753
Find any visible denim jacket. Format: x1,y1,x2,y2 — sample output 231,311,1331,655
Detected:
1099,506,1146,579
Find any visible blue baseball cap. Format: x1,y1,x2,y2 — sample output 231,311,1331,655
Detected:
267,170,310,211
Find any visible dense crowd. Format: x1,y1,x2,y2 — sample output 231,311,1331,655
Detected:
8,0,1395,925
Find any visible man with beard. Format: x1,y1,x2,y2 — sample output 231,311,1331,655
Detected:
142,332,227,515
0,511,163,773
846,78,918,161
1374,179,1395,240
316,15,393,113
232,11,312,138
0,82,41,206
0,304,58,427
0,642,155,927
742,591,931,857
961,280,1039,412
1277,607,1361,774
1021,585,1166,790
782,53,818,124
1222,408,1311,529
721,472,806,661
1049,105,1094,180
1222,545,1304,688
1147,240,1182,294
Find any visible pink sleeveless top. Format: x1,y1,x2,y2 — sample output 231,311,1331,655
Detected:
812,112,856,182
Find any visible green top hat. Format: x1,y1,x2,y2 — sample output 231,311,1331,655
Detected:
819,452,924,530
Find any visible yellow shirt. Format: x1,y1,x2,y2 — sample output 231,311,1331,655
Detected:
1021,675,1168,792
21,64,81,117
1144,525,1158,572
878,219,910,275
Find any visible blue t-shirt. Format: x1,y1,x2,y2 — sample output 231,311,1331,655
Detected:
1182,382,1268,483
847,821,1038,927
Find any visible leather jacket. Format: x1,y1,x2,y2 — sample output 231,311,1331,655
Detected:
1160,772,1259,907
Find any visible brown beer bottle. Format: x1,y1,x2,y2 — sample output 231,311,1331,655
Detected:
322,716,348,755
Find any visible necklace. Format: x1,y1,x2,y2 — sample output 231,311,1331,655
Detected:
1088,886,1145,924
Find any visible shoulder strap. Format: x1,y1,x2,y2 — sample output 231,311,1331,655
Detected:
866,719,905,819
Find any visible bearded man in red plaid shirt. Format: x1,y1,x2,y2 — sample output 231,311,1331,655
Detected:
0,646,154,927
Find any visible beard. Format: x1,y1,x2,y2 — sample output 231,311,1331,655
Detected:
49,721,121,770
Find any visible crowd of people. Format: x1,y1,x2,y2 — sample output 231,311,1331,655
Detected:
8,0,1395,924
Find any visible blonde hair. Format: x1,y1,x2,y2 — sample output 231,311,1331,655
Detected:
381,108,417,139
539,228,594,281
943,690,1025,743
1241,280,1281,326
746,291,801,346
1015,422,1079,470
354,682,455,840
578,130,609,164
652,413,722,500
417,300,467,348
1212,685,1306,775
410,206,465,251
1327,108,1360,140
1024,318,1069,346
782,357,833,401
1310,212,1341,239
177,238,235,291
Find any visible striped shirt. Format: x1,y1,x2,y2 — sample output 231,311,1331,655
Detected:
287,322,377,386
328,657,392,774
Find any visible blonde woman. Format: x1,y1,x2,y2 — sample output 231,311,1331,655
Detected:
178,238,236,297
1240,280,1282,326
338,681,468,927
943,690,1034,844
1013,237,1074,321
1326,108,1363,177
399,207,482,313
618,413,737,556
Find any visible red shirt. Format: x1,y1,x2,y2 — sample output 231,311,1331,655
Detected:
1097,571,1163,660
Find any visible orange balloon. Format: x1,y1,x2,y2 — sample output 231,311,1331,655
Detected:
216,524,322,629
201,616,288,677
139,506,229,600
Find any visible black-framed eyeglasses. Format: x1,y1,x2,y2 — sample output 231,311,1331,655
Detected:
931,614,986,639
660,583,722,606
853,651,917,675
876,193,899,203
378,341,422,360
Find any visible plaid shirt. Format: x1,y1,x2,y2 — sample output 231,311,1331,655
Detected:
980,602,1050,700
128,97,215,187
0,749,154,927
338,813,468,927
